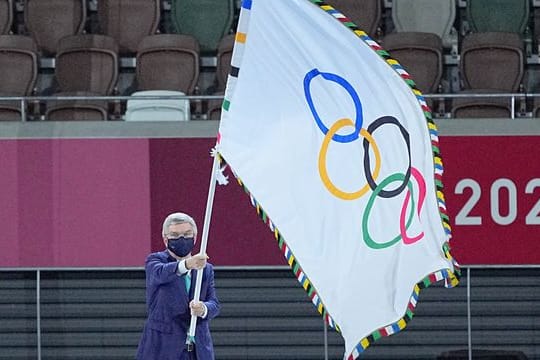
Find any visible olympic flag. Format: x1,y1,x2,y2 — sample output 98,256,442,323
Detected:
216,0,460,358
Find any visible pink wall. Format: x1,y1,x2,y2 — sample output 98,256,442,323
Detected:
0,141,19,266
0,136,539,267
0,139,151,267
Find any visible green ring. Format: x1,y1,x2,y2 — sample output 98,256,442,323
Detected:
362,173,415,249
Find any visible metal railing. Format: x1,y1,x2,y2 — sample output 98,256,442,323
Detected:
1,264,539,360
0,94,224,122
0,92,538,122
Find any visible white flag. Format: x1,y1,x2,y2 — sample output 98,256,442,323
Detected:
216,0,460,358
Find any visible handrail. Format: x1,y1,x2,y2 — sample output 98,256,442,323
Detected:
0,92,538,101
0,95,225,101
0,92,536,122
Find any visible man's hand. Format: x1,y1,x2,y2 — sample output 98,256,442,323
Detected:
185,253,208,270
189,300,207,317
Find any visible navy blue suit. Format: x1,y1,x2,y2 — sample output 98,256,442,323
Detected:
136,250,220,360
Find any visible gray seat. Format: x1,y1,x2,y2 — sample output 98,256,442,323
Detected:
98,0,160,55
325,0,381,37
0,0,13,34
0,35,39,121
392,0,457,53
125,90,190,121
452,32,524,118
24,0,86,56
46,35,119,121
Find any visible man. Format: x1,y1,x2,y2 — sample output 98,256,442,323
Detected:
136,212,220,360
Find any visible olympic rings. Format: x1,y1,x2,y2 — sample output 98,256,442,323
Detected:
304,69,363,143
318,118,381,200
304,68,427,250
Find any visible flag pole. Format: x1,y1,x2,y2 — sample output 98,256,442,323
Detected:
186,153,220,350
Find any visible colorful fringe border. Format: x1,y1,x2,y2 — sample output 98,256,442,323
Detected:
219,0,461,358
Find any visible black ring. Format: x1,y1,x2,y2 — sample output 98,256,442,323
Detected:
363,116,411,198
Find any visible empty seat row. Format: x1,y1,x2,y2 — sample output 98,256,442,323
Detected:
0,32,234,121
0,34,37,120
343,0,530,118
0,0,537,120
385,30,527,118
0,0,235,56
1,0,534,56
326,0,530,53
0,29,531,121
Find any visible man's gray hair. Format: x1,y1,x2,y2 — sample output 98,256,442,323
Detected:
162,212,198,238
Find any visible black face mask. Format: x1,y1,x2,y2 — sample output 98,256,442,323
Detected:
167,236,195,257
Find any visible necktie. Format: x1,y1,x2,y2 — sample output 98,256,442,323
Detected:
185,271,191,293
185,271,196,345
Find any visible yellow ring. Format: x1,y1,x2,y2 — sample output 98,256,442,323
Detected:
318,118,381,200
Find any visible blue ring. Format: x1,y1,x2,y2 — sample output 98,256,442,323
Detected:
303,68,363,143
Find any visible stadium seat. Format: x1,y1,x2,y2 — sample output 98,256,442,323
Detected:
24,0,86,56
452,90,518,118
391,0,457,54
45,35,119,121
97,0,160,55
325,0,382,38
382,32,443,114
132,34,200,119
466,0,529,34
46,91,109,121
214,34,234,92
0,35,38,121
135,34,200,94
533,101,540,118
383,32,443,94
206,34,234,120
55,35,118,95
171,0,234,55
0,0,13,34
125,90,190,121
451,32,524,118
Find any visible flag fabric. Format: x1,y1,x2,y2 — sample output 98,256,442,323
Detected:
216,0,460,358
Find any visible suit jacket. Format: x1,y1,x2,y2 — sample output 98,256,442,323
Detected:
136,250,220,360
